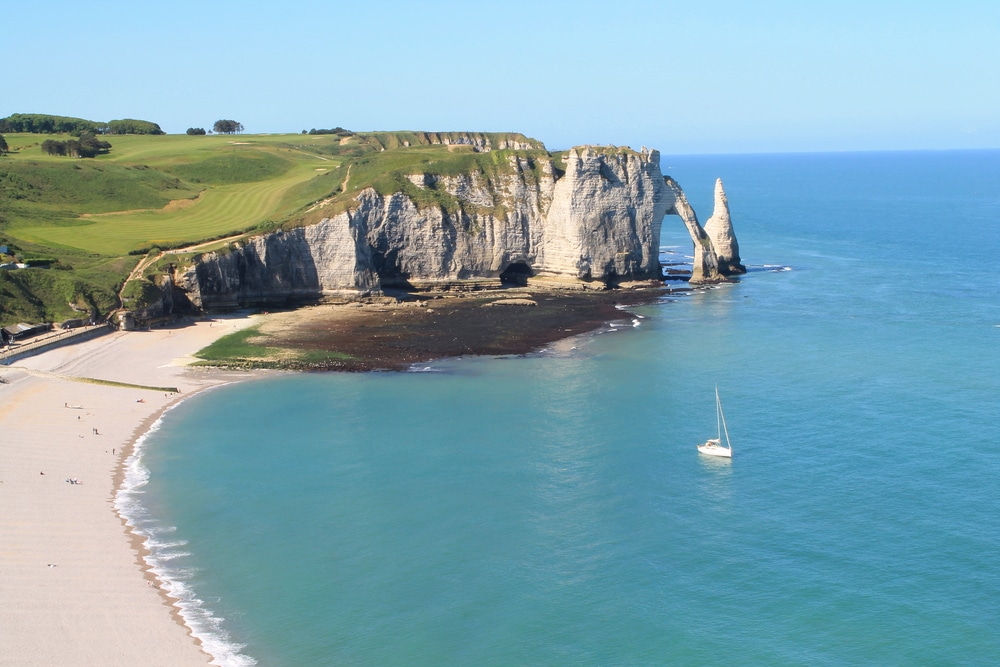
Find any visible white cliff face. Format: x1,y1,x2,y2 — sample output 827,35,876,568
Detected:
354,156,555,285
177,146,738,309
703,178,746,275
537,147,669,282
181,216,379,309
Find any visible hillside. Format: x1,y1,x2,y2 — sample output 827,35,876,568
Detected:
0,130,545,326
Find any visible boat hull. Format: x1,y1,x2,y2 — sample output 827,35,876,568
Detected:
697,443,732,458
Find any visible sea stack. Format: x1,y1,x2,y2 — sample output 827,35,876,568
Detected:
703,178,746,275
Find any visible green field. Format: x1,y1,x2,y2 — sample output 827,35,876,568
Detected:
0,132,350,323
0,129,547,326
4,134,342,254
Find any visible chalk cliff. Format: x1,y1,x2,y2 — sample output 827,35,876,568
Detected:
173,144,737,311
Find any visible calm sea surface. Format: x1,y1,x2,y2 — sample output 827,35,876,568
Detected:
119,150,1000,666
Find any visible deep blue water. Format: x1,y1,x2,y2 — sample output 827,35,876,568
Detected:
121,150,1000,666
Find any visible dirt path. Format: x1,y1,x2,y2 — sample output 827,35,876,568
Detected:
118,232,251,308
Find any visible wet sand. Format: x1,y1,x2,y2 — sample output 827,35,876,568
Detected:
256,288,664,371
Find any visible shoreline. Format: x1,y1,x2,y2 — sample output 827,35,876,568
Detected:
0,314,263,666
113,386,244,656
115,383,268,666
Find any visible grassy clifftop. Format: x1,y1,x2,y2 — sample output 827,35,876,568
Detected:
0,130,554,325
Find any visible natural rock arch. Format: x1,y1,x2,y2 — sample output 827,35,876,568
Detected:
662,176,745,283
663,176,723,283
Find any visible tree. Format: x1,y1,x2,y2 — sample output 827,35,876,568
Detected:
39,133,110,158
0,133,8,155
74,132,112,157
212,119,244,135
186,127,207,135
41,139,66,156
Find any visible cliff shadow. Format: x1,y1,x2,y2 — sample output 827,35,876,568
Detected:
196,228,325,309
499,261,533,286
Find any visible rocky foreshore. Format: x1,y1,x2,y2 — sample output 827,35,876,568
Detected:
215,286,682,372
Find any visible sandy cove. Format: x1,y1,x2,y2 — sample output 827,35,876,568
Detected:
0,292,649,665
0,315,261,666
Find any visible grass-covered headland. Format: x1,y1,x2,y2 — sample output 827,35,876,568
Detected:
0,114,554,328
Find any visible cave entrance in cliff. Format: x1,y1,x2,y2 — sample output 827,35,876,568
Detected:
499,262,533,286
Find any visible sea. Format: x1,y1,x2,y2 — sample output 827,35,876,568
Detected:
117,150,1000,666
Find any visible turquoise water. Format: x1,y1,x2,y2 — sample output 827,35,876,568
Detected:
122,150,1000,666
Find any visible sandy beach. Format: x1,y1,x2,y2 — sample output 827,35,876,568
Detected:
0,315,260,666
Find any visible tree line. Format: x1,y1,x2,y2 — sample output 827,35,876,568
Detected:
304,127,353,136
0,113,163,135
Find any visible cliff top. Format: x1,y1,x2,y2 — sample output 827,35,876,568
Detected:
290,139,662,225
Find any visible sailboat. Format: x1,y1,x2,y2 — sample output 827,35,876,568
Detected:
697,387,733,458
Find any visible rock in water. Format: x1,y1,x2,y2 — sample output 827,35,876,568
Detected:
703,178,746,275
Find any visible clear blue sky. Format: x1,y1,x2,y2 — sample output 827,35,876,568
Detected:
4,0,998,153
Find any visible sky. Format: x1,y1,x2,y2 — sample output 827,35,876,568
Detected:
3,0,999,154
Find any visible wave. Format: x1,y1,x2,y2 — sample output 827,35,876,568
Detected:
114,390,258,667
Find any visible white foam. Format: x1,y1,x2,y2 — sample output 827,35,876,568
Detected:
115,390,258,667
145,537,188,550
